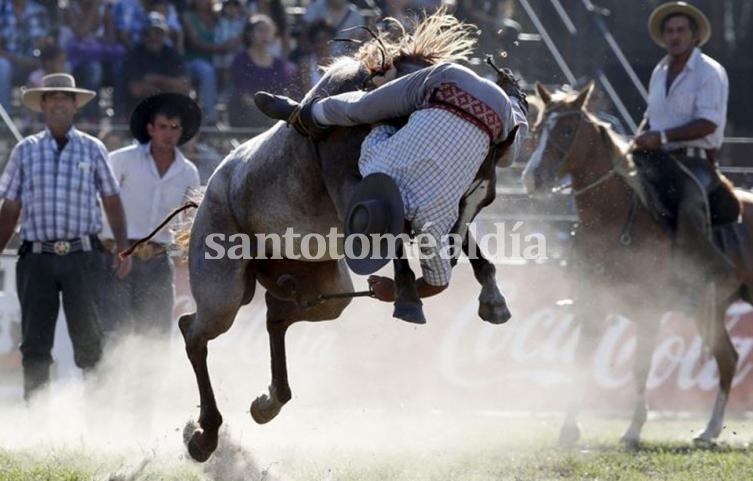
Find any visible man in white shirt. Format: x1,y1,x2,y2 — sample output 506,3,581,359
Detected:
633,2,733,301
101,93,201,336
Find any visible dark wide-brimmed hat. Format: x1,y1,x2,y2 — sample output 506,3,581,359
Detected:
344,173,405,275
21,73,96,113
129,92,202,145
648,2,711,48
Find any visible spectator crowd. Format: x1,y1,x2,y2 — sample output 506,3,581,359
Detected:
0,0,512,132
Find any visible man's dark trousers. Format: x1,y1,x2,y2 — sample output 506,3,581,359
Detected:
16,248,105,399
99,252,174,337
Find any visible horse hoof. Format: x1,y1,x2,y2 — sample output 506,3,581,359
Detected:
693,434,718,448
186,429,217,463
558,424,581,447
393,302,426,324
619,435,640,450
479,302,511,324
250,394,283,424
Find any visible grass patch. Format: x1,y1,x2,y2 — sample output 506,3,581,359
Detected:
0,416,752,480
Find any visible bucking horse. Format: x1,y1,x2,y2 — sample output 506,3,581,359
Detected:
175,12,515,462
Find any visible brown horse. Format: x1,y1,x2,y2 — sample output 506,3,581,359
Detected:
522,82,753,447
176,13,512,462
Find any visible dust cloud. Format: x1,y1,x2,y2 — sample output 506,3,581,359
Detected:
0,253,738,479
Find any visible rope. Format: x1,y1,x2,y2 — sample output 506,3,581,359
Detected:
119,201,198,259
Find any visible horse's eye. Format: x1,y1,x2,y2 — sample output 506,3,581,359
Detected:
561,126,575,137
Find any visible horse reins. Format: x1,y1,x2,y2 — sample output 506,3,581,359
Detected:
541,109,641,246
543,110,625,198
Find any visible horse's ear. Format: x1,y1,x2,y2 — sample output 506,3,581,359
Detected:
572,81,595,110
535,82,551,105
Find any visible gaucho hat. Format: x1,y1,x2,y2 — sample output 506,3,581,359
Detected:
344,173,406,275
129,92,202,146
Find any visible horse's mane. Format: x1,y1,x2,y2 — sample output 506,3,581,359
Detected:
323,8,477,78
587,111,635,176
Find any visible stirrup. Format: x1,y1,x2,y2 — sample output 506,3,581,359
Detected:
254,92,331,140
292,99,332,140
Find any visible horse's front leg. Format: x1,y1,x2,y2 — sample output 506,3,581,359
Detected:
620,311,660,448
392,243,426,324
251,294,293,424
559,303,605,447
693,295,739,445
252,260,353,424
462,232,511,324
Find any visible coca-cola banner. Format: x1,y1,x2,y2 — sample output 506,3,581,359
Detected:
172,260,753,413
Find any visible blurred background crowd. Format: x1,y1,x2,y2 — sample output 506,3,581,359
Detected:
0,0,751,172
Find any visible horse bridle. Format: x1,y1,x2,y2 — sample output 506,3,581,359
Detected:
539,109,625,197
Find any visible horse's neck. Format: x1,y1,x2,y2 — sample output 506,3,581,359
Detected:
572,130,634,228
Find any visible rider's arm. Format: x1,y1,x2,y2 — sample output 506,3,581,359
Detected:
664,119,717,142
496,93,529,167
634,118,716,151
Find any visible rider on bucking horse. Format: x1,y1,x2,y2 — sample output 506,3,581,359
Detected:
254,59,529,307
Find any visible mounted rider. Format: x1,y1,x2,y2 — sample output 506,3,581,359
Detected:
633,1,734,302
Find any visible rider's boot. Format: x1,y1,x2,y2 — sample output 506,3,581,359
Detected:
253,92,332,140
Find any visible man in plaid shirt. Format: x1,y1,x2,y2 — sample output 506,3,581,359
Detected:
255,61,528,302
0,73,131,400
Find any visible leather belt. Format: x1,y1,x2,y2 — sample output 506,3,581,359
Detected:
27,236,94,255
670,146,708,160
102,238,167,261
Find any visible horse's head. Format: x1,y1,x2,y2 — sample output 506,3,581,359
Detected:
522,81,596,196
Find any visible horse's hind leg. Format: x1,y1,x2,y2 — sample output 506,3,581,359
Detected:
180,258,252,462
620,313,660,447
463,232,511,324
180,298,244,461
694,294,739,445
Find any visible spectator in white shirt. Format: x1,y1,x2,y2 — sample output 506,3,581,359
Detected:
101,93,201,337
633,2,732,306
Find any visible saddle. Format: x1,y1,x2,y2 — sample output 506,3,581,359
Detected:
631,150,740,232
631,150,753,274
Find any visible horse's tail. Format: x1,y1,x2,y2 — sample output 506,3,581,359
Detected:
119,188,205,259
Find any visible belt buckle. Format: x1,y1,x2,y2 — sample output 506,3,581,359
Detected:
53,240,71,256
135,243,154,261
